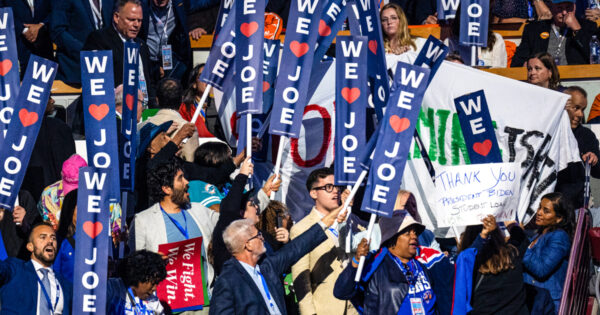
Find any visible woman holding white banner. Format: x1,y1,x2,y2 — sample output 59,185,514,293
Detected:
523,192,574,312
458,216,529,315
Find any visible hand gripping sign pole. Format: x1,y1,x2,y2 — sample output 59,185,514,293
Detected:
190,85,213,124
269,136,287,200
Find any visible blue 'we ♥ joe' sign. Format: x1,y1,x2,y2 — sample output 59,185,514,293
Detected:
361,62,430,217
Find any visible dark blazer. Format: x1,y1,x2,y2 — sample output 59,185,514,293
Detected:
50,0,114,85
82,26,157,108
140,0,192,81
210,224,328,315
511,19,599,67
5,0,53,75
0,258,73,314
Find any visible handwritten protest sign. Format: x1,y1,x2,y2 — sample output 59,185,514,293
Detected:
157,237,205,312
434,162,520,227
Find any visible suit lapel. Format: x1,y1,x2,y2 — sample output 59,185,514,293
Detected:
231,260,272,313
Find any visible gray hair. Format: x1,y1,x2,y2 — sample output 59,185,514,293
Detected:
223,219,255,255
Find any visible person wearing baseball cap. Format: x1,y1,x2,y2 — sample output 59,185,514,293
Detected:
334,210,437,315
511,0,599,67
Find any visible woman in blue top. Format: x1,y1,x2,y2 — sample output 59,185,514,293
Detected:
523,192,574,312
53,189,78,282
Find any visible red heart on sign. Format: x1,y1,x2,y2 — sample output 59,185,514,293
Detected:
19,109,38,127
263,81,270,92
389,115,410,133
341,87,360,104
290,41,309,58
83,221,103,239
473,139,492,156
319,20,331,36
89,104,109,121
368,40,377,55
125,94,134,111
240,21,259,38
0,59,12,76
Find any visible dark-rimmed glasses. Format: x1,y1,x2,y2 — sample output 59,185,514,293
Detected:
311,184,342,193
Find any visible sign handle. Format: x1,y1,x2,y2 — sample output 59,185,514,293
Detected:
471,46,477,67
331,170,368,230
354,213,377,282
119,191,129,258
191,84,213,124
270,136,287,200
246,114,252,179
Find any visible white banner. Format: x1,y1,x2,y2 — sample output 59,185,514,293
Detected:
213,51,579,230
433,162,520,227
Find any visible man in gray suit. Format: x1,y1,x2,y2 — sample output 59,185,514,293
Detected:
128,157,218,311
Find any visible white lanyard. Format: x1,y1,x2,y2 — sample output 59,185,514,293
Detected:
89,0,103,29
551,25,568,59
151,4,172,43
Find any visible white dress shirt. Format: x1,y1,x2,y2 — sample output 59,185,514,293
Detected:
32,259,64,315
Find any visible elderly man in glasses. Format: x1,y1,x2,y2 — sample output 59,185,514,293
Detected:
210,206,346,314
290,167,358,315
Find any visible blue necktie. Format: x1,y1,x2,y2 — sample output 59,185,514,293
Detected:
38,268,52,314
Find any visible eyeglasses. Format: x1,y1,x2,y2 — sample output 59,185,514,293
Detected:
247,231,264,242
311,184,342,193
381,16,399,24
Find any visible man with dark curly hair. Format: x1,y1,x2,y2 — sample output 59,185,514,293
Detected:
128,157,218,311
106,250,167,314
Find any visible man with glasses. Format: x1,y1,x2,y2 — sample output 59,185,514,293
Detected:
512,0,599,67
290,168,358,315
210,207,344,314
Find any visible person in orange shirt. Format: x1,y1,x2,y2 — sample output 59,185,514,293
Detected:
179,63,226,140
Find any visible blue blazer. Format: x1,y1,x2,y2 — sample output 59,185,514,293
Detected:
53,238,75,283
0,257,73,314
4,0,53,74
50,0,114,84
209,224,328,315
523,229,571,310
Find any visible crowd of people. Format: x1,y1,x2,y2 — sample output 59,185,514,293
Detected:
0,0,599,314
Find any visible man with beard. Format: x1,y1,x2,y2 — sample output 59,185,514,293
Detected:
128,158,218,310
0,222,73,314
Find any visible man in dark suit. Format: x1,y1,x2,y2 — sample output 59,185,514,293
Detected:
50,0,113,85
4,0,53,77
210,209,345,315
0,222,73,314
512,0,599,67
140,0,192,84
83,0,157,108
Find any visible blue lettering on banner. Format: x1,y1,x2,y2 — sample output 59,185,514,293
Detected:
459,0,489,47
120,41,139,192
269,0,325,138
235,0,265,114
361,62,430,217
0,56,57,209
453,89,502,164
80,50,121,201
0,8,22,145
335,36,367,185
354,0,389,120
72,167,110,314
313,0,348,68
437,0,460,20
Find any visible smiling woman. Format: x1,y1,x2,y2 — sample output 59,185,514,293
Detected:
527,52,560,90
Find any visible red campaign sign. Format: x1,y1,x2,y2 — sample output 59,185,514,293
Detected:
157,237,204,312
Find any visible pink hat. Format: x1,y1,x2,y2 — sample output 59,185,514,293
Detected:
61,154,87,195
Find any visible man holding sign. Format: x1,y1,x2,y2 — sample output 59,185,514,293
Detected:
129,158,218,311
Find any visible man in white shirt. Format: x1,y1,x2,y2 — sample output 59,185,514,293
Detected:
0,222,72,314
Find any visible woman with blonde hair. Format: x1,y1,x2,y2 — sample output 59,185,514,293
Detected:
380,3,423,55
